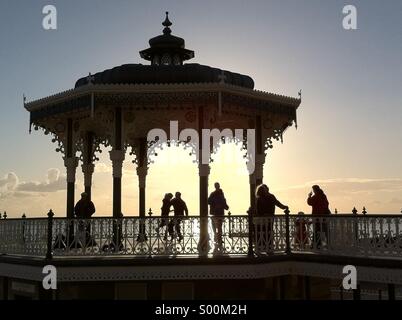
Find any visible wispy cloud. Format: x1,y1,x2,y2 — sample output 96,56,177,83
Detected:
94,163,112,174
95,162,136,176
274,177,402,214
0,169,66,199
278,178,402,194
17,168,66,193
0,172,19,189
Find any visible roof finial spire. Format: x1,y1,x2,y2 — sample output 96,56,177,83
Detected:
162,11,172,35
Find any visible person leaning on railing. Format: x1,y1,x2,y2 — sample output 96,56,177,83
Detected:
255,184,289,253
307,185,331,249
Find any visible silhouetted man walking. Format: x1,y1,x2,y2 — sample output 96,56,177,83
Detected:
208,182,229,250
170,192,189,241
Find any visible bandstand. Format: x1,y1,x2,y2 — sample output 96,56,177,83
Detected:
24,12,300,247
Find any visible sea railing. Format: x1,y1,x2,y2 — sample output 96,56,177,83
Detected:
0,211,402,259
289,215,402,257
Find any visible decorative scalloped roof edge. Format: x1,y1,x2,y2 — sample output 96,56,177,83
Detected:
25,82,301,111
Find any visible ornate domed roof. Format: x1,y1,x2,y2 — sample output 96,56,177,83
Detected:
75,12,254,89
75,63,254,89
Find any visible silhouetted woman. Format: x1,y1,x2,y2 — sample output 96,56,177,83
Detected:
255,184,288,253
294,211,311,249
307,185,331,249
156,193,173,240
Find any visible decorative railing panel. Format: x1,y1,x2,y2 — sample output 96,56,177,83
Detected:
51,216,250,257
288,215,402,257
0,218,48,256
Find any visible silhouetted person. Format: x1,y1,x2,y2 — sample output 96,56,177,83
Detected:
74,192,96,247
74,192,95,219
256,185,288,216
255,184,288,253
103,212,124,252
307,185,331,249
208,182,229,250
170,192,189,241
156,193,173,240
294,211,310,249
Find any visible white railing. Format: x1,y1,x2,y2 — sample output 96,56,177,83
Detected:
288,215,402,257
0,215,250,257
0,214,401,259
0,218,48,256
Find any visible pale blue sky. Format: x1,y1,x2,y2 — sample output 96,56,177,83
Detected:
0,0,401,216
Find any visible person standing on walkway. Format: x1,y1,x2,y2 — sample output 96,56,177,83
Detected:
170,192,189,241
307,185,331,249
255,184,288,253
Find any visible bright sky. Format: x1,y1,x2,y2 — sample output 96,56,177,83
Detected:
0,0,402,217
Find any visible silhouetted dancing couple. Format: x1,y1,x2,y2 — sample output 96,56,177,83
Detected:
157,192,189,241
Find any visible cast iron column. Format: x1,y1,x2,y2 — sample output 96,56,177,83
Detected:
64,118,78,218
198,163,210,256
82,132,95,200
64,157,78,219
109,107,125,219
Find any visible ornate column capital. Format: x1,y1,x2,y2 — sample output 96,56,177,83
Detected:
254,153,266,181
109,150,125,178
255,153,266,165
64,157,79,183
198,164,210,177
82,163,95,187
136,166,148,188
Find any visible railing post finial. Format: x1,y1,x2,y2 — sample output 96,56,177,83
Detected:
3,211,7,219
247,207,254,257
352,207,358,215
148,208,153,217
284,207,291,255
334,208,338,214
362,207,367,215
47,209,54,218
46,209,54,259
